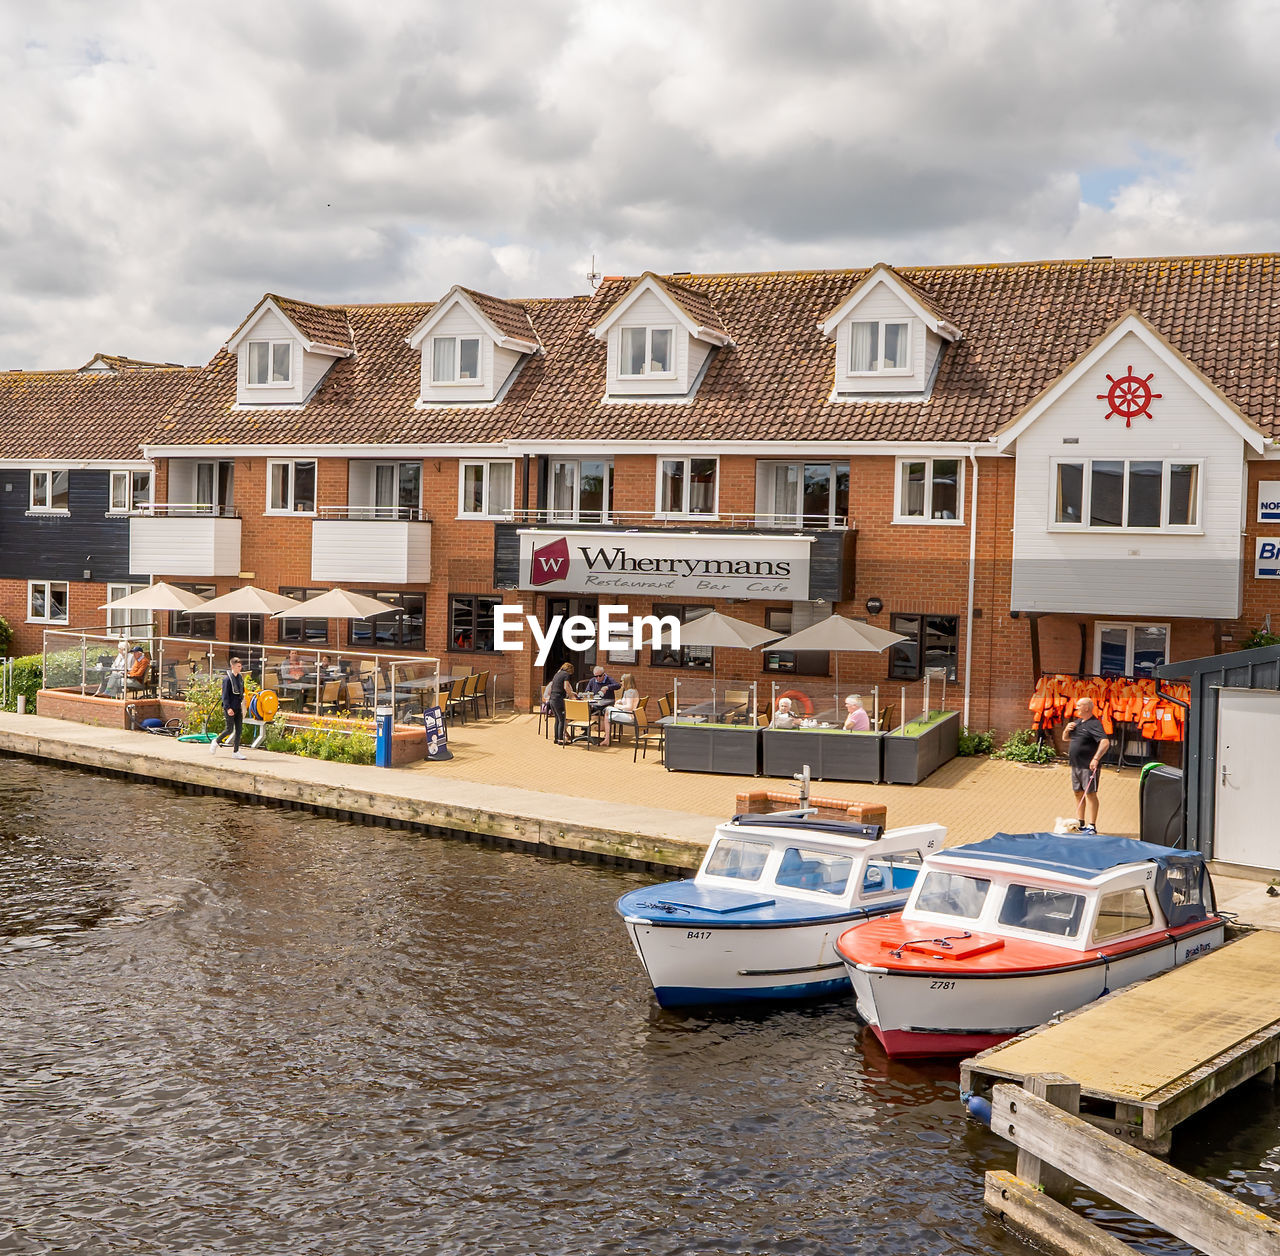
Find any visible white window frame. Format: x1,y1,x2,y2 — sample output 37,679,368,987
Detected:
655,455,720,519
29,468,70,514
1093,621,1171,677
431,335,483,385
28,579,69,624
265,459,318,516
370,461,423,520
106,583,152,637
458,460,516,520
618,325,677,379
108,469,154,514
245,339,294,388
549,459,613,523
1048,458,1203,534
848,319,912,376
893,457,964,525
756,460,850,528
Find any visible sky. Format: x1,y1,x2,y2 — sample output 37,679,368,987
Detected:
4,0,1280,369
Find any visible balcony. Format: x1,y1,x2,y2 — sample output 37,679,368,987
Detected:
129,506,242,578
311,507,432,584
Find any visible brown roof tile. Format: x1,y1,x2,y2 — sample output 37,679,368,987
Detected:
458,288,540,346
268,294,354,352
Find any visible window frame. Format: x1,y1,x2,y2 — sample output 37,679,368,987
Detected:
27,579,70,624
108,469,153,515
29,468,70,514
449,593,503,653
277,587,330,644
848,318,912,376
1092,621,1171,679
430,334,483,385
245,338,294,388
1047,457,1203,533
345,591,425,651
106,583,151,638
761,606,830,676
549,458,614,523
172,584,218,639
650,603,715,670
618,325,677,379
887,612,959,682
893,456,964,525
654,455,719,519
756,459,850,528
458,460,516,520
370,461,423,520
265,460,318,516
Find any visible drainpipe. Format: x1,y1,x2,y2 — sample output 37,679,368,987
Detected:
963,445,979,728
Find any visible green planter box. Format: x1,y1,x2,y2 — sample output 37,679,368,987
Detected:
663,722,761,776
883,711,961,785
762,728,884,783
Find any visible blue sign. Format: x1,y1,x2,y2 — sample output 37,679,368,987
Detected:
1259,482,1280,523
1256,538,1280,579
423,705,453,760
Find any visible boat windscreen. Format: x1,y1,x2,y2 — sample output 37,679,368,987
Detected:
704,837,770,882
915,871,991,919
997,885,1084,938
775,847,853,896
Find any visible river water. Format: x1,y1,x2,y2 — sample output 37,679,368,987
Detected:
1,757,1276,1255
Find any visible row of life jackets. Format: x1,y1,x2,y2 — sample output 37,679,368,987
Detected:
1028,674,1191,742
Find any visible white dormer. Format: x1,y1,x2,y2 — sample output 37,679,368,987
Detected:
225,295,353,408
590,273,733,401
819,264,960,400
406,286,540,406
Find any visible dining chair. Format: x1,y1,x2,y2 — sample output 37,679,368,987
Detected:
637,694,651,713
471,670,491,718
319,679,344,714
563,699,594,747
657,695,672,720
632,706,664,763
445,676,469,725
462,672,482,719
344,681,368,715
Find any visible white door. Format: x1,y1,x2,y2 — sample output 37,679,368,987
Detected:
1214,688,1280,870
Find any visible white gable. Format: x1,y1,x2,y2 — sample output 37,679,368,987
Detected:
819,267,959,340
405,286,538,353
590,274,731,346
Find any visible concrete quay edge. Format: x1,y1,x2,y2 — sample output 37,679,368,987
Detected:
0,712,710,872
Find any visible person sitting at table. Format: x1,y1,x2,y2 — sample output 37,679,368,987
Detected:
584,665,620,702
125,644,152,693
603,673,640,746
96,639,130,697
771,697,800,729
844,694,871,732
282,650,305,682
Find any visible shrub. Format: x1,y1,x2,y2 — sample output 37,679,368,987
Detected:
257,713,376,765
0,616,12,657
1241,625,1280,650
179,672,259,737
2,648,86,713
958,727,994,757
993,728,1057,765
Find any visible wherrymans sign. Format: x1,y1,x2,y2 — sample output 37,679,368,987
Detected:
516,529,814,600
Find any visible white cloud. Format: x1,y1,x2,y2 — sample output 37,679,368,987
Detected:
3,0,1280,367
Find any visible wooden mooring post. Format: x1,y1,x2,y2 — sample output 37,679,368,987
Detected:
985,1074,1280,1256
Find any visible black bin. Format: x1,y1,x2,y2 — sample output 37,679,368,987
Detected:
1139,763,1184,847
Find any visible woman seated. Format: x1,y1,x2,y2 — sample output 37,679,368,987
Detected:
771,697,800,729
843,694,871,732
282,650,306,682
603,673,640,746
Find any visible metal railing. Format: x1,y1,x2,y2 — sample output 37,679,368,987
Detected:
316,505,430,522
130,503,240,518
509,507,850,531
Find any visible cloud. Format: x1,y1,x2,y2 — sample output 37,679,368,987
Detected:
4,0,1280,368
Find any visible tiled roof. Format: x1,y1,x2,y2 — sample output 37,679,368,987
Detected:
459,288,540,346
268,294,354,352
151,297,592,448
656,275,731,339
0,365,199,461
79,353,185,372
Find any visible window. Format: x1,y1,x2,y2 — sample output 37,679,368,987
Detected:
849,320,910,373
28,580,69,623
106,583,151,637
704,837,770,881
657,457,717,517
267,461,317,514
109,470,152,513
29,469,69,513
620,326,674,377
450,594,502,652
549,460,613,523
915,871,991,919
776,847,853,896
896,458,961,522
229,614,264,646
758,461,850,528
277,588,330,644
762,606,829,676
1092,887,1153,942
194,461,235,515
431,335,481,383
347,592,425,651
1052,459,1199,530
651,604,714,670
998,886,1085,938
888,614,958,681
862,851,923,897
372,462,422,519
172,584,217,639
246,339,292,386
459,461,514,519
1094,622,1169,679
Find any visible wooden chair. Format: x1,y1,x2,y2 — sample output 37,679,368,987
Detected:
445,676,469,725
319,679,344,713
344,680,369,716
878,704,895,732
632,706,664,763
471,670,491,718
657,695,672,720
462,672,482,719
637,694,651,713
563,698,594,747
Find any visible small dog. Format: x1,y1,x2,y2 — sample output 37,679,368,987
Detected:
1052,817,1083,835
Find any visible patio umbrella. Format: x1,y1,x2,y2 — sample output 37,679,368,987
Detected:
99,581,209,612
271,588,401,621
197,586,302,615
657,611,781,702
761,613,908,715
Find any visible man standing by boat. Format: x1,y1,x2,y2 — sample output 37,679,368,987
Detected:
1064,696,1109,834
212,655,247,759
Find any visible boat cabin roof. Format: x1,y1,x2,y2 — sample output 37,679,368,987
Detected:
937,832,1204,884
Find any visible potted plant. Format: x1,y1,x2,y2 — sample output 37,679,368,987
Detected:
882,710,961,784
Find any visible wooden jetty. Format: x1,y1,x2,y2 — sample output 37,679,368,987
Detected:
962,929,1280,1153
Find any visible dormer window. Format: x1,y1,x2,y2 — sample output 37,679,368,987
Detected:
621,326,675,377
850,320,910,374
432,335,481,384
247,339,292,386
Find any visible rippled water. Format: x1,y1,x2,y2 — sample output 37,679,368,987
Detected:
1,757,1275,1255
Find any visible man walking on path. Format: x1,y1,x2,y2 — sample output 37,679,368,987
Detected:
1064,696,1110,833
212,656,246,759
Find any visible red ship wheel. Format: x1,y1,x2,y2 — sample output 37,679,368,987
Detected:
1097,366,1161,427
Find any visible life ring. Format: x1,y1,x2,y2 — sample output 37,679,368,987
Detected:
254,689,279,721
777,689,814,716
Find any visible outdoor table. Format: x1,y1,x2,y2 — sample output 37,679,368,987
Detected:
672,699,750,723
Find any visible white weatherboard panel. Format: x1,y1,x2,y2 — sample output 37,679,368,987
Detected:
129,516,242,578
1009,332,1246,618
832,282,926,395
310,520,432,584
417,304,510,405
607,289,694,396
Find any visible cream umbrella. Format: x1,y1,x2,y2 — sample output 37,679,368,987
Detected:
99,581,209,612
657,610,781,714
197,587,302,615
